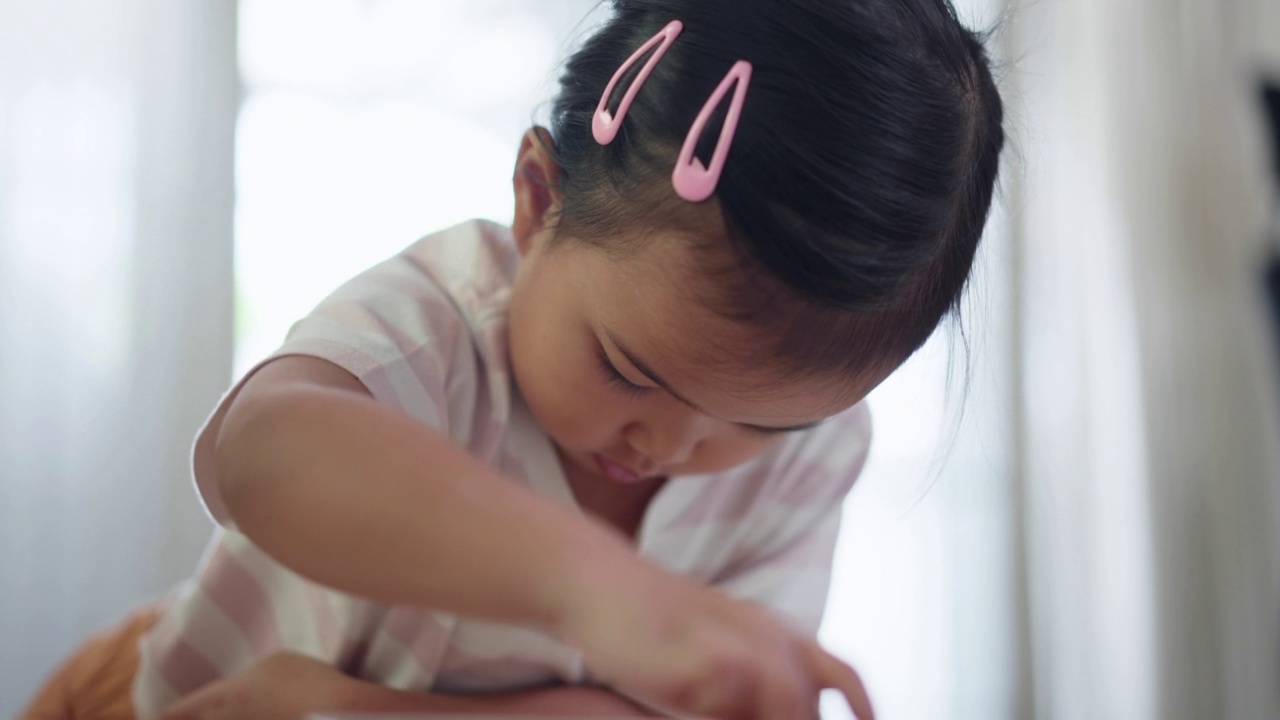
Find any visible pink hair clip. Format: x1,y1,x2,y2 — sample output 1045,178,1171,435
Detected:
672,60,752,203
591,19,752,203
592,20,684,145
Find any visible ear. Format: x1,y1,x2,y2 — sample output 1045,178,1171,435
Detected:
512,127,562,257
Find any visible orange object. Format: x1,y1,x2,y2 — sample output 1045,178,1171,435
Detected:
18,605,160,720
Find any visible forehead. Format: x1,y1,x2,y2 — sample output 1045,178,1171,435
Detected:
562,233,867,424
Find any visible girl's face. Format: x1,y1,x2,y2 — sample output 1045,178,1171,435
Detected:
508,229,867,487
507,128,871,489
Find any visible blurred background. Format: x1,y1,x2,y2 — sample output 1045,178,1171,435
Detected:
2,0,1278,718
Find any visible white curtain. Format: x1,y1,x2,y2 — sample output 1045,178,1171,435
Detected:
0,1,236,715
1006,0,1280,718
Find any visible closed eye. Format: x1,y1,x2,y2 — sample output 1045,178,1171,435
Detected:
739,420,823,435
596,348,650,398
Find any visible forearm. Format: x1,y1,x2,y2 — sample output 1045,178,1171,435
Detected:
216,383,632,630
331,678,662,717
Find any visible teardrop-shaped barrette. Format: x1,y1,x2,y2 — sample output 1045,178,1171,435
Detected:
672,60,753,203
592,20,684,145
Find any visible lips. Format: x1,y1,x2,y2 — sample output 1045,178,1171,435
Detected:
594,454,644,484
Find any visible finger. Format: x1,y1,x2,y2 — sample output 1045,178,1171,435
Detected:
806,643,875,720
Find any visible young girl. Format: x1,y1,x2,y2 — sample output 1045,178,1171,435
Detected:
22,0,1004,718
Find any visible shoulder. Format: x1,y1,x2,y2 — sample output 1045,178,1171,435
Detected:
643,402,872,590
266,219,520,435
288,219,516,361
658,402,872,535
397,218,519,302
752,400,873,507
189,223,522,526
319,219,516,325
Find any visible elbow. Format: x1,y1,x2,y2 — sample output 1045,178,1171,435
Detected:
213,387,296,527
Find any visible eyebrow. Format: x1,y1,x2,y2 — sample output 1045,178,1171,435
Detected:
603,329,825,434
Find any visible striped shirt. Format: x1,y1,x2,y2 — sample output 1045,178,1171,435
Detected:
132,219,872,717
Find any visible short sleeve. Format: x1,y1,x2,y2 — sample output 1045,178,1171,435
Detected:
712,402,872,636
190,250,476,527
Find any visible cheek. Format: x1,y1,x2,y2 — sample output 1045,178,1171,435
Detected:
513,318,626,449
537,375,617,446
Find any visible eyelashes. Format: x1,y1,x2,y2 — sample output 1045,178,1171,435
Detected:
596,349,649,399
592,346,805,435
743,423,790,436
591,342,812,437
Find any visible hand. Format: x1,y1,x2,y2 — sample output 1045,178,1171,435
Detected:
157,651,346,720
558,560,874,720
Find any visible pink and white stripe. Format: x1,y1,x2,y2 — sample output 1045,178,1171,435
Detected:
134,220,872,716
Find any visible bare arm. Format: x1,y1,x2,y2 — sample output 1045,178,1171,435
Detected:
335,677,658,716
214,355,629,631
213,355,876,719
157,651,662,719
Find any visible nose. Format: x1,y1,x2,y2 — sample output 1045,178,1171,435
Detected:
624,403,711,469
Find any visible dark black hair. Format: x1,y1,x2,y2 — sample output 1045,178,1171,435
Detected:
547,0,1005,383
